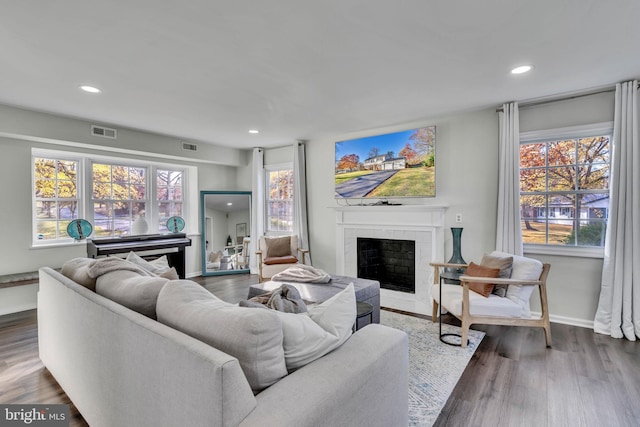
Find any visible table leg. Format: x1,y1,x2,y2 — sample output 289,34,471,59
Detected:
439,276,466,347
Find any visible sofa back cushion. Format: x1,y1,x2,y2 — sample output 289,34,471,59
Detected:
61,257,98,291
156,280,288,393
95,269,169,319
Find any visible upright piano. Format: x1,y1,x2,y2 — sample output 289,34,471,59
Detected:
87,233,192,279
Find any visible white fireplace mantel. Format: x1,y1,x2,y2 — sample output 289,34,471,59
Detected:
333,204,448,314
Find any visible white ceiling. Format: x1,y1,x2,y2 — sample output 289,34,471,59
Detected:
1,1,639,149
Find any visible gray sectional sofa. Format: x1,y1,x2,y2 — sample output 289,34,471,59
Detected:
38,265,409,427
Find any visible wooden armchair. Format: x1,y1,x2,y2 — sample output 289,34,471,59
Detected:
430,251,551,348
256,235,309,282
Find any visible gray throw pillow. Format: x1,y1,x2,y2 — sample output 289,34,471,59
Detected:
481,254,513,297
156,280,288,393
95,269,169,319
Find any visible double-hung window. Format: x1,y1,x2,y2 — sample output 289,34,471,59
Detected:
265,165,294,233
157,169,184,232
32,150,188,245
33,157,80,241
92,163,147,237
519,123,612,251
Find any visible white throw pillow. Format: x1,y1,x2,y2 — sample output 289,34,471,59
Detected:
126,251,171,274
274,283,356,371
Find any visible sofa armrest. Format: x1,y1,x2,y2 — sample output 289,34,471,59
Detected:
239,324,408,427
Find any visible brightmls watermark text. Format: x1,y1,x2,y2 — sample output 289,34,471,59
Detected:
0,405,68,426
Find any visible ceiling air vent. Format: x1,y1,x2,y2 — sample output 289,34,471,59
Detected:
91,125,117,139
181,142,198,152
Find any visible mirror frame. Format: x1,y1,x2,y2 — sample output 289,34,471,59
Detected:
200,190,252,276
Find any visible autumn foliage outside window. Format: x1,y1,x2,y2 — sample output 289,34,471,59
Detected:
33,152,187,244
266,167,293,232
520,134,610,246
92,163,147,237
34,158,79,241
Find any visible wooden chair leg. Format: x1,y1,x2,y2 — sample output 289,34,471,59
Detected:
461,318,470,348
543,322,552,347
432,300,439,323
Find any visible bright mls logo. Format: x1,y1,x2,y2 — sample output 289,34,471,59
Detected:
1,405,68,426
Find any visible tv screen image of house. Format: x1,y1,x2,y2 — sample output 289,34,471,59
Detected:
335,126,436,199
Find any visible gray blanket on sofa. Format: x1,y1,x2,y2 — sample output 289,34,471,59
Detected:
87,257,151,279
239,284,308,313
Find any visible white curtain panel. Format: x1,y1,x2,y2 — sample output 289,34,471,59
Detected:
293,141,311,264
250,147,265,274
496,102,524,255
594,80,640,340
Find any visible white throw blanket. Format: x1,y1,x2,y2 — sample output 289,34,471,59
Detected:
271,264,331,284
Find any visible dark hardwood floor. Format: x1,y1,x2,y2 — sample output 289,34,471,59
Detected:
2,273,639,426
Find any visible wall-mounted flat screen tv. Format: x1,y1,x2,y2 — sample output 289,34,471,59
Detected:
335,126,435,199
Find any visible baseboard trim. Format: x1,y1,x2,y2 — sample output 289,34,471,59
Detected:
531,311,594,329
0,302,37,317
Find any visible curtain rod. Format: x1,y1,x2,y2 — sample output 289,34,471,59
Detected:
495,87,616,112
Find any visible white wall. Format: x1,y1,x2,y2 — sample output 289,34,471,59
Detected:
519,91,614,326
0,104,248,314
306,107,500,274
305,93,614,327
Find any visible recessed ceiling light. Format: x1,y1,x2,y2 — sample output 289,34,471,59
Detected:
248,129,259,134
511,65,533,75
79,85,101,93
227,202,233,206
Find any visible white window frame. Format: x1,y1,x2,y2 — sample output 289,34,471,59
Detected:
520,122,613,258
32,154,84,244
89,161,149,238
264,163,294,235
32,148,195,247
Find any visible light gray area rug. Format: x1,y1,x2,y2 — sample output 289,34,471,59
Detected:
380,310,485,426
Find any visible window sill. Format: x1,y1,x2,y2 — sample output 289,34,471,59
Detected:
31,241,88,250
524,244,604,259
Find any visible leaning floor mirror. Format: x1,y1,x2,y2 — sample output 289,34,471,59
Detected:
200,191,251,276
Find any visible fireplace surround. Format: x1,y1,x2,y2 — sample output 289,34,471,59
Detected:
334,205,447,314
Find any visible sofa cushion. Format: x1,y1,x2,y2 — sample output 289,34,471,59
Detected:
158,267,179,280
156,280,287,393
481,254,513,297
465,262,500,297
61,257,98,291
274,284,356,371
126,251,171,274
95,269,169,319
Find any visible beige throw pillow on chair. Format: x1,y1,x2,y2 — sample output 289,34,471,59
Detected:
265,236,292,258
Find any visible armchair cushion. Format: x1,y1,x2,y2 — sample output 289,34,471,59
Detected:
480,254,513,297
264,255,299,265
465,262,500,297
265,236,292,257
432,284,525,318
490,251,543,317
